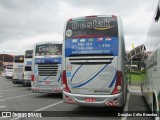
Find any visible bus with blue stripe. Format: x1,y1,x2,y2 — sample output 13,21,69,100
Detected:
31,41,62,93
62,15,127,107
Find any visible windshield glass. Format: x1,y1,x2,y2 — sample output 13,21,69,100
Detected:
25,66,31,71
25,50,33,58
14,56,24,63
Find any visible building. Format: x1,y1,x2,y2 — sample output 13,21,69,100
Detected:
0,54,14,70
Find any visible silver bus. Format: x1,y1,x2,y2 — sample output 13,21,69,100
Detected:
22,50,33,86
62,15,127,107
141,0,160,118
31,41,62,93
12,55,24,84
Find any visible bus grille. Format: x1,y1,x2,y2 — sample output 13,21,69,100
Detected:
38,64,58,76
14,68,23,73
69,55,114,65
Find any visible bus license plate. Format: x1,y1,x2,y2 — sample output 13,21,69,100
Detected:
45,81,51,84
85,98,96,102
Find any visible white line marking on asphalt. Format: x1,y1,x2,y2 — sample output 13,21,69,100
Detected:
10,101,63,120
35,100,63,111
121,92,130,120
0,99,4,101
0,85,11,88
0,88,25,92
0,106,6,108
129,89,141,93
4,93,37,100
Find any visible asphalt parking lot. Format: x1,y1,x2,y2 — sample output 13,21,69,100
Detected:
0,76,155,120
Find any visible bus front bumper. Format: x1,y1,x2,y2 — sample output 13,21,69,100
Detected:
63,91,125,107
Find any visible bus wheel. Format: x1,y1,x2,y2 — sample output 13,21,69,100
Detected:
12,81,16,84
153,95,157,113
153,95,159,120
23,82,26,87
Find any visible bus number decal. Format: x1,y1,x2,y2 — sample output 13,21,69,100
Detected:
27,61,32,65
66,29,72,37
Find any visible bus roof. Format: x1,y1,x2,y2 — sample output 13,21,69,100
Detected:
68,15,118,21
35,41,63,46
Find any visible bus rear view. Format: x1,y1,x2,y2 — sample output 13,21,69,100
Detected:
32,41,62,93
13,55,24,84
22,50,33,86
62,15,127,107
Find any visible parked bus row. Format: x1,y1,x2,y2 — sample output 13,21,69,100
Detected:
1,1,160,115
2,15,128,108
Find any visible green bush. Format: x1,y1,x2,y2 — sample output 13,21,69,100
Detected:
128,70,146,85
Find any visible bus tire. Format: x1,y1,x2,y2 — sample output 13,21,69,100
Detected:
12,81,16,84
118,104,125,112
153,95,157,113
23,82,26,87
153,95,160,120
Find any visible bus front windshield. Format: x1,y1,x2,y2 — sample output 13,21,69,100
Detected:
14,56,24,63
25,50,33,58
35,44,62,56
65,17,118,39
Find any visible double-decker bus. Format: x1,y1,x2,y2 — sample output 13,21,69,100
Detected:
22,50,33,86
12,55,24,84
31,41,62,93
62,15,127,107
141,0,160,116
6,64,13,79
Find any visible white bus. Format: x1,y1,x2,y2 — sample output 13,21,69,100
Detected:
6,64,13,79
62,15,127,107
22,50,33,86
31,41,62,93
2,67,6,77
12,55,24,84
141,0,160,116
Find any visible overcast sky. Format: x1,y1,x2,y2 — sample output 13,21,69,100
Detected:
0,0,158,55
